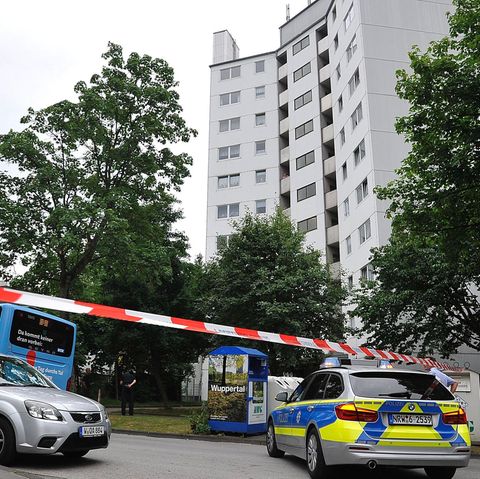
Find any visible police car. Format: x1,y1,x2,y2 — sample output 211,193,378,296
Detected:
266,358,470,479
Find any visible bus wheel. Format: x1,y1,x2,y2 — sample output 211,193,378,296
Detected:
63,450,89,458
0,417,16,465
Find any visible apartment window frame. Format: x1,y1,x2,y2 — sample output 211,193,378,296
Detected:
297,182,316,202
344,3,355,31
356,177,369,204
354,139,366,166
343,197,350,217
255,140,266,155
361,263,374,281
293,35,310,55
334,34,339,50
346,235,352,255
298,216,318,233
217,203,239,219
336,64,341,81
220,66,241,80
347,275,354,290
338,95,343,113
255,60,265,73
296,150,315,170
218,174,240,189
256,199,267,214
332,5,337,21
218,144,240,160
216,235,229,252
255,112,266,126
359,218,372,244
255,85,265,99
351,102,363,131
346,34,358,62
349,68,360,96
342,162,348,181
293,62,312,82
255,169,267,183
220,90,241,106
340,127,346,146
294,90,313,110
219,117,240,133
295,119,314,139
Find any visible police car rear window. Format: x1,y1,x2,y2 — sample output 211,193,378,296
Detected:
349,372,453,400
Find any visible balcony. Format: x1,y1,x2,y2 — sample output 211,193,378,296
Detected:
280,117,289,137
278,63,288,81
279,90,288,108
319,64,330,84
326,224,339,245
325,189,337,211
280,146,290,165
321,93,332,113
322,124,334,145
283,207,291,218
323,155,336,177
329,261,341,280
280,176,290,196
317,37,329,55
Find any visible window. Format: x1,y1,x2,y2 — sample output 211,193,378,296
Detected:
218,176,228,189
354,139,366,166
229,174,240,187
347,275,354,290
297,182,316,202
324,374,344,399
360,263,374,281
255,140,266,154
303,374,329,400
256,199,266,214
217,203,239,218
343,198,350,217
255,85,265,99
336,64,341,80
338,95,343,112
298,216,318,233
220,66,241,80
356,178,368,203
342,162,348,181
359,218,371,244
218,144,240,160
255,60,265,73
346,235,352,254
256,169,266,183
349,68,360,96
294,90,313,110
351,102,363,130
296,151,315,170
255,113,266,126
346,34,358,61
217,235,229,251
219,117,240,132
340,127,345,145
293,35,310,55
293,62,311,82
344,4,355,31
334,34,339,50
295,119,314,139
332,5,337,21
220,91,240,106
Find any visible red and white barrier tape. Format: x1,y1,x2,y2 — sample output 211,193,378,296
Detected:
0,287,461,371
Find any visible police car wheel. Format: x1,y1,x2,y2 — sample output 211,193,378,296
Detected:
266,421,284,458
306,428,327,479
0,417,16,465
424,466,456,479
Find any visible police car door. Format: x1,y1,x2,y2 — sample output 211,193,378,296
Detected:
290,373,330,450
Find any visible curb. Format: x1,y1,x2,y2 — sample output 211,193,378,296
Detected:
112,428,266,445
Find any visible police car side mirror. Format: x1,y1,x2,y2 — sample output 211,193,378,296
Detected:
275,391,288,402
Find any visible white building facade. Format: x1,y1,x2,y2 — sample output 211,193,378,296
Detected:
206,1,452,311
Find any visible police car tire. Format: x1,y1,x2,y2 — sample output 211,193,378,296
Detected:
62,450,90,458
424,466,456,479
266,421,284,458
0,417,16,466
306,428,328,479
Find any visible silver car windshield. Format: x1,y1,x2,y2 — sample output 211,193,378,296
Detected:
0,356,54,388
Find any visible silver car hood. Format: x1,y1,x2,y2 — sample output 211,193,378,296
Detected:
2,387,101,411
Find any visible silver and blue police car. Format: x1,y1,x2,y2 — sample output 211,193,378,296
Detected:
267,359,470,479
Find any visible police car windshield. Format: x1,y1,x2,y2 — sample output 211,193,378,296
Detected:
349,372,454,400
0,356,53,388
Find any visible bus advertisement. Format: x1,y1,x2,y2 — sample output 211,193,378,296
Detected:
0,303,76,389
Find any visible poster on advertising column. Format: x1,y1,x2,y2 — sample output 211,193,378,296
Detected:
208,355,247,422
248,381,267,424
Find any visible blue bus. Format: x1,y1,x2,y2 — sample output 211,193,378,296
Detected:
0,303,76,389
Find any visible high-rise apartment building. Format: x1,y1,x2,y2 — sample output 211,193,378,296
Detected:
206,0,452,309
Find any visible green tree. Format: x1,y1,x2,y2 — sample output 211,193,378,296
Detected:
0,42,196,298
353,0,480,355
199,211,346,376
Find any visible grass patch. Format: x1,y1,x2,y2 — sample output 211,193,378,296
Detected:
109,413,192,434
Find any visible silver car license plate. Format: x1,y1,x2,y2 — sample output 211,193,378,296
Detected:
79,425,105,437
389,414,433,426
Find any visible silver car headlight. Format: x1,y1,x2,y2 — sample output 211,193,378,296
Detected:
102,406,109,420
25,400,63,421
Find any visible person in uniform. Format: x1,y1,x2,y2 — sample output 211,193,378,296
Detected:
120,369,137,416
429,367,459,393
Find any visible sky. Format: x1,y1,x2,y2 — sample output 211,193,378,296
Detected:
0,0,311,260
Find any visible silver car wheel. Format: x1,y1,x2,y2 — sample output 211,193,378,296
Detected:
307,432,318,471
267,424,274,452
0,428,4,455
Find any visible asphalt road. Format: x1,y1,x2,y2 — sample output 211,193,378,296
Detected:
8,434,480,479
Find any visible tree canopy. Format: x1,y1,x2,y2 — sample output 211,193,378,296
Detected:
199,211,346,376
353,0,480,355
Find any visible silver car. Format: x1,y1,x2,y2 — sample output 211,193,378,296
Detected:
0,354,111,465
